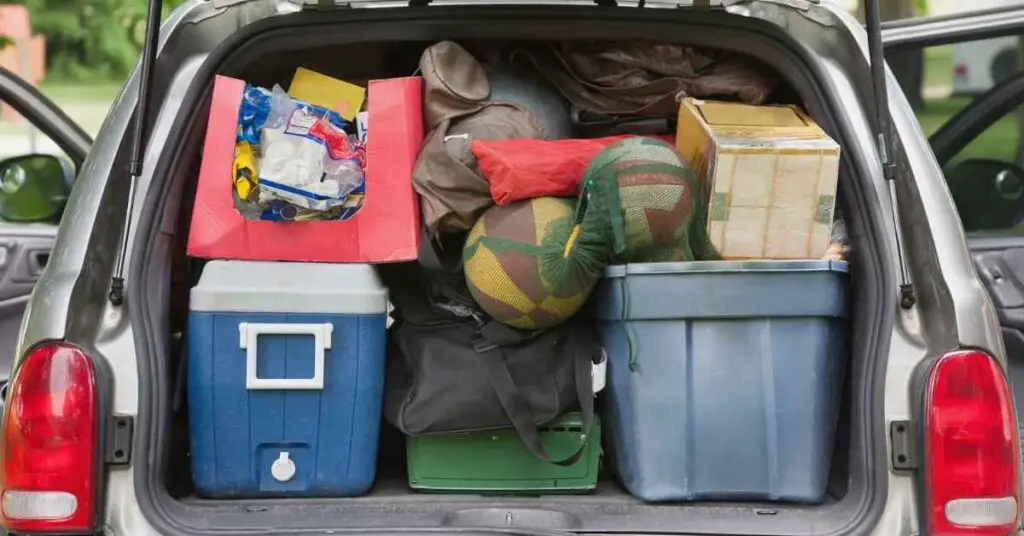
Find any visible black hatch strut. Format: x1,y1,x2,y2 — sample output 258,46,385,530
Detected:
109,0,163,306
864,0,916,310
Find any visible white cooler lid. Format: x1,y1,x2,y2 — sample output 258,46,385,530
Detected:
190,260,388,315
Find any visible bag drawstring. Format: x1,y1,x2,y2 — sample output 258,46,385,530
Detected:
619,276,638,372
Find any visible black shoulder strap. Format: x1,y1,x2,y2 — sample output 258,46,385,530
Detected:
475,326,596,466
479,319,539,346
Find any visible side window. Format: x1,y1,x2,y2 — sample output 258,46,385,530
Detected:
913,37,1024,233
0,98,73,162
0,96,75,225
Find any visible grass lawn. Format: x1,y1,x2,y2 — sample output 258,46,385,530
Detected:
915,97,1021,163
37,81,122,104
916,45,1021,164
924,45,953,89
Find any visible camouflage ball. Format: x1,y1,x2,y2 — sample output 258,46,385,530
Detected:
580,137,717,262
463,197,603,330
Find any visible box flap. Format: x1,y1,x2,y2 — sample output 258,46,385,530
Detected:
695,101,808,128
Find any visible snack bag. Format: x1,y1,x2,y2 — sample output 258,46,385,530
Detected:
257,106,365,212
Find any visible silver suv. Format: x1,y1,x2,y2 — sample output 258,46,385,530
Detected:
0,2,1020,536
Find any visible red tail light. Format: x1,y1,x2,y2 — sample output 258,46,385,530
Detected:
925,349,1022,536
0,343,98,533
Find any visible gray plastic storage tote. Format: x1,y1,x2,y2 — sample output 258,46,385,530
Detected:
593,260,849,503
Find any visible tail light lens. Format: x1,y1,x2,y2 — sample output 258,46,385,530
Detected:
925,349,1022,536
0,343,98,533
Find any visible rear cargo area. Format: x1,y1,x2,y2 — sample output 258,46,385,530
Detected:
137,11,888,535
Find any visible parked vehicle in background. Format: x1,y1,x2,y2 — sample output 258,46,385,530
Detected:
953,34,1018,95
948,0,1023,95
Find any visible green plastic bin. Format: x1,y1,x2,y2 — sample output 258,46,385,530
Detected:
406,413,601,494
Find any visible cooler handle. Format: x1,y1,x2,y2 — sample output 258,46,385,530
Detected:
238,322,333,390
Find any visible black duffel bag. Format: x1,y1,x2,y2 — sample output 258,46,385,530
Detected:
380,233,603,465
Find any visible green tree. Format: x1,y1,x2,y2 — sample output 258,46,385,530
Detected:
0,0,189,81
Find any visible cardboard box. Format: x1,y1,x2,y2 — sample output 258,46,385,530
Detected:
288,67,366,121
676,98,840,260
187,75,422,263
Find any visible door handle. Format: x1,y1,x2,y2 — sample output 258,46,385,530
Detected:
26,250,49,276
31,252,48,270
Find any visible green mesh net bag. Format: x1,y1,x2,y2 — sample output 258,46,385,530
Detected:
577,137,719,263
463,197,611,330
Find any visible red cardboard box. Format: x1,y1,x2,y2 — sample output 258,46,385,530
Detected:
187,75,422,263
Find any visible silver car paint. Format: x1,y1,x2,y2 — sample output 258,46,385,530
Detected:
11,0,1002,534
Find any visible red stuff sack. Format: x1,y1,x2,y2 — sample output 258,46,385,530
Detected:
473,135,674,205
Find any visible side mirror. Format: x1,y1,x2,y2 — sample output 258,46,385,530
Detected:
945,158,1024,231
0,154,74,224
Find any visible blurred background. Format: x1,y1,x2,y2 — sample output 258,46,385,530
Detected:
0,0,186,159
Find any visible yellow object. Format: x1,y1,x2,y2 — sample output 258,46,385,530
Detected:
233,142,258,201
563,224,581,258
463,198,596,330
288,67,366,121
676,98,841,260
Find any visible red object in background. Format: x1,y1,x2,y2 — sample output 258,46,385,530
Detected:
474,134,675,206
0,5,46,124
186,75,422,263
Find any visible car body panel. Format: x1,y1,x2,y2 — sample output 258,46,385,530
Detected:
883,0,1024,451
0,67,90,380
10,1,1008,535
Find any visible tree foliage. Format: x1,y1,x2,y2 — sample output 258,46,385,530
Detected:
0,0,188,81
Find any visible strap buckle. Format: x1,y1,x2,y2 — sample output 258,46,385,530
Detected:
474,341,498,353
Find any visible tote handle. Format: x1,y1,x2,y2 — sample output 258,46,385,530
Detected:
475,321,602,467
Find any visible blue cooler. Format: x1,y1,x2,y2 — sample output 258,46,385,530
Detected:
187,260,388,498
593,260,849,503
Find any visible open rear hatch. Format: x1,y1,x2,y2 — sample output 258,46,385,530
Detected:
114,1,905,535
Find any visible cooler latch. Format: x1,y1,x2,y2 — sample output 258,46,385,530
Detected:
239,322,333,390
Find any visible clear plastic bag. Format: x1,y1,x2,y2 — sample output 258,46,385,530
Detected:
263,85,297,131
256,91,366,213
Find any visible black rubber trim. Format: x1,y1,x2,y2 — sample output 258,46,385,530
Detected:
127,6,892,536
929,69,1024,166
909,351,937,536
0,66,92,167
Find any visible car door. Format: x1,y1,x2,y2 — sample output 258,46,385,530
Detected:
0,66,91,381
883,4,1024,438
